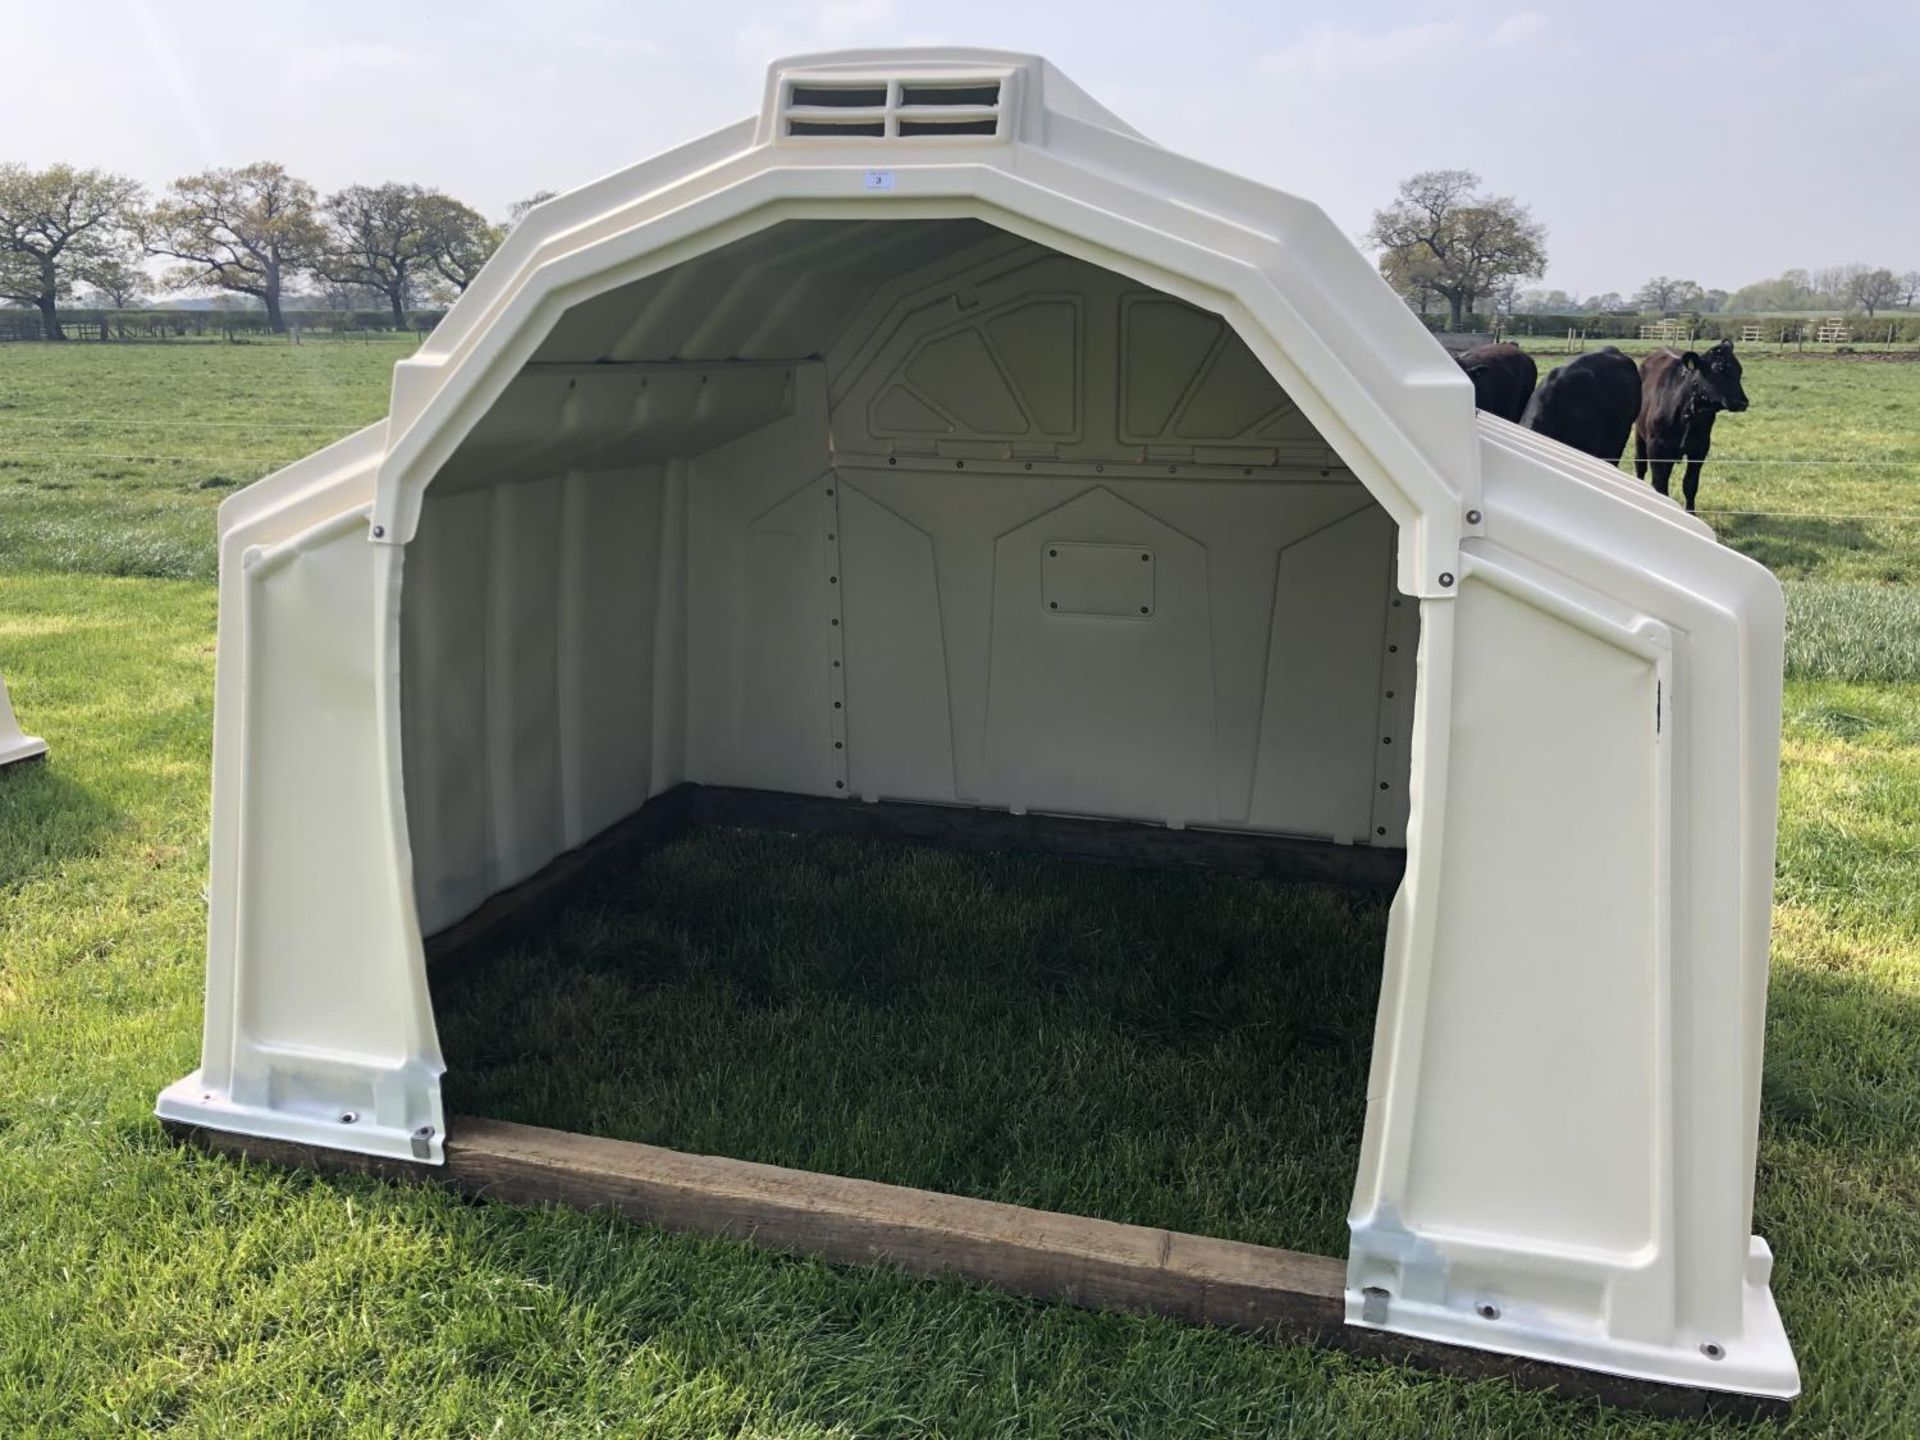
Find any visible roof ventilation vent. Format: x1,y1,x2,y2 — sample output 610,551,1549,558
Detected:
900,81,1000,108
779,73,1011,142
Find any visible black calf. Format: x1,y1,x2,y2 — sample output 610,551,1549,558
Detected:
1633,341,1750,512
1519,346,1641,463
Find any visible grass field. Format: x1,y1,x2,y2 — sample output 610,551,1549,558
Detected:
2,339,1919,1436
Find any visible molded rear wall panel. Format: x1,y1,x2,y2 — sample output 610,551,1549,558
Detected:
681,368,837,795
739,481,836,795
839,482,958,802
835,464,1401,834
982,485,1215,825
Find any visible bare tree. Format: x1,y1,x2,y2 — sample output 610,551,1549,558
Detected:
1901,271,1920,309
1844,267,1902,317
1810,264,1865,307
1367,169,1547,329
0,163,144,340
320,183,437,325
145,163,327,334
418,192,500,293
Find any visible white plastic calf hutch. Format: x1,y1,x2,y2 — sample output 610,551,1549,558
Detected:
159,50,1798,1411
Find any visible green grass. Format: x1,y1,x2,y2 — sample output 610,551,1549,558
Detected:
438,835,1385,1257
1,340,1918,1435
0,338,411,581
1512,343,1920,581
1784,583,1920,684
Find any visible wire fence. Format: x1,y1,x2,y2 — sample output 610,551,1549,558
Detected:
6,432,1920,525
0,417,378,431
2,433,1917,466
1696,509,1920,522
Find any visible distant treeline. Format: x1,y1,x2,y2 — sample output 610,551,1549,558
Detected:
0,307,448,343
1,160,555,341
1460,311,1920,343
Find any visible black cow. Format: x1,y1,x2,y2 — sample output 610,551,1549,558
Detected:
1634,341,1750,512
1519,346,1642,463
1454,342,1537,423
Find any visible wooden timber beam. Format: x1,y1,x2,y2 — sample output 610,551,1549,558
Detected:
165,1117,1786,1423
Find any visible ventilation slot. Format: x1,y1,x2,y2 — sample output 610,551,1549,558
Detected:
899,82,1001,108
789,119,886,137
791,84,888,108
899,118,998,137
779,73,1009,142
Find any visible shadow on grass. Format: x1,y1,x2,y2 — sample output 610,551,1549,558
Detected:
1711,513,1895,579
1762,963,1920,1154
0,757,122,891
434,827,1389,1258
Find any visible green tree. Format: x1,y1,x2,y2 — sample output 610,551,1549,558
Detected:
78,254,146,308
145,163,327,334
1632,277,1703,314
0,163,144,340
1379,243,1444,317
1726,270,1815,313
418,193,500,294
1512,287,1577,314
1366,169,1547,329
320,182,437,325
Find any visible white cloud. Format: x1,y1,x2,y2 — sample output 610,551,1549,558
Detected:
284,42,412,89
1261,12,1547,81
566,29,670,59
734,0,896,67
818,0,894,37
1261,21,1461,80
1490,11,1547,47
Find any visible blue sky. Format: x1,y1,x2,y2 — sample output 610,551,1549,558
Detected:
8,0,1917,295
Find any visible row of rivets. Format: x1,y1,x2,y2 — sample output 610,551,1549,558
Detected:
824,479,848,792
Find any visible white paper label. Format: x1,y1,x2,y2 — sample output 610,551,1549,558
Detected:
864,170,896,192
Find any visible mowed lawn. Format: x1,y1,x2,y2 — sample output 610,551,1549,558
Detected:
2,340,1918,1437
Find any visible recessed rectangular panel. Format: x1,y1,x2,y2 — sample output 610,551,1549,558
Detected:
1042,541,1155,618
986,490,1213,824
